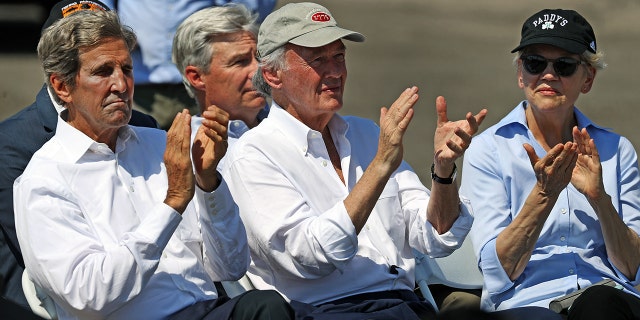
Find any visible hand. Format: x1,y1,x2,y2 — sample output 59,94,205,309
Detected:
376,86,419,172
524,141,578,197
433,96,487,176
164,109,195,214
192,105,229,192
571,126,604,200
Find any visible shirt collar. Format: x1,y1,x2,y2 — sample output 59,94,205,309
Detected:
56,111,138,162
496,100,606,132
267,102,348,155
47,86,65,114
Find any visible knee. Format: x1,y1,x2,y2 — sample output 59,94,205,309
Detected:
573,285,620,309
568,285,630,320
238,289,293,318
251,290,289,306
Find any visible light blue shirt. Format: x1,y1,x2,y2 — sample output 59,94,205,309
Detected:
460,101,640,311
103,0,276,84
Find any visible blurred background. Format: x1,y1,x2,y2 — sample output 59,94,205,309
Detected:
1,0,639,182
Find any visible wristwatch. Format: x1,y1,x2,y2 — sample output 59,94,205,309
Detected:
431,163,457,184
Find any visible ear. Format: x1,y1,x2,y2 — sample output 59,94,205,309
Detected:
50,74,72,104
517,61,525,89
581,66,597,94
184,66,206,92
262,67,283,89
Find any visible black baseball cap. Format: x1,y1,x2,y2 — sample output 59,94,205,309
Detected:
511,9,596,54
42,0,110,32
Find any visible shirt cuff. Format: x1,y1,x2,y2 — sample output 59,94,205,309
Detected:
479,237,514,295
308,200,358,270
609,256,640,286
422,197,474,257
195,175,235,220
122,202,181,260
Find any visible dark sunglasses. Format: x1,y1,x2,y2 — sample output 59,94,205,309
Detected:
520,54,584,77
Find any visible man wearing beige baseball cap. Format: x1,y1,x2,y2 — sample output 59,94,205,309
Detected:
220,2,514,319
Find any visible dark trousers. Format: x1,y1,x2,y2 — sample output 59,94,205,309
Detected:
290,289,437,320
169,289,294,320
569,285,640,320
290,289,563,320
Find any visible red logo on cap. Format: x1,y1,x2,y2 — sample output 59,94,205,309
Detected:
311,12,331,22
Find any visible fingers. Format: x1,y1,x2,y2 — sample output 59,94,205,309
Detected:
380,86,419,136
523,143,539,167
391,86,419,123
471,109,489,130
555,142,579,174
166,109,192,153
446,127,472,153
201,105,230,125
572,126,598,158
435,96,448,127
200,105,229,143
537,142,578,176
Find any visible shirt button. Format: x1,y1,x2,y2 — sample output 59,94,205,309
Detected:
560,236,566,242
569,269,574,274
233,122,240,127
302,147,307,153
561,208,567,214
322,160,328,167
129,186,135,193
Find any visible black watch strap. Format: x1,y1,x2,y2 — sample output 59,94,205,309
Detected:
431,163,457,184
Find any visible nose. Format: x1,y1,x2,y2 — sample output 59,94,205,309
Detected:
326,57,346,78
112,68,130,93
540,61,559,79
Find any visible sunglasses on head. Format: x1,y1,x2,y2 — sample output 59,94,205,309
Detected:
520,54,584,77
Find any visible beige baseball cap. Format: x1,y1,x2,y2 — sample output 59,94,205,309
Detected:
257,2,365,57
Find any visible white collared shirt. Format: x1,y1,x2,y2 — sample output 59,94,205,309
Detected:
14,117,248,320
223,103,473,305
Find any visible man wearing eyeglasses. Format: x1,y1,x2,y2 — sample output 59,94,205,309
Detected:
461,8,640,319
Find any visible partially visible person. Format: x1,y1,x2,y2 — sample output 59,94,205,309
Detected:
0,0,158,314
14,9,292,320
222,2,560,319
99,0,277,130
172,3,267,170
461,8,640,319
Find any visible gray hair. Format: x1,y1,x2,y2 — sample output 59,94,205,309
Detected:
252,46,287,97
38,10,136,105
172,4,259,101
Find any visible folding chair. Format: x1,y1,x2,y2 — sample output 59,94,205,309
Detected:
22,269,57,319
413,237,483,312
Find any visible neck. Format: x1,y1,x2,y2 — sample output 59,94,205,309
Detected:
525,105,576,150
322,126,345,184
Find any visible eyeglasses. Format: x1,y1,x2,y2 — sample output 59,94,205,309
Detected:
520,54,584,77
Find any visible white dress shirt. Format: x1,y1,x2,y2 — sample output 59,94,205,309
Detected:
223,104,473,305
14,115,249,320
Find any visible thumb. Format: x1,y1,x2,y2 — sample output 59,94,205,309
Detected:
523,143,539,168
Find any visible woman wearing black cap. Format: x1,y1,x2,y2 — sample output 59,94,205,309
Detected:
460,8,640,320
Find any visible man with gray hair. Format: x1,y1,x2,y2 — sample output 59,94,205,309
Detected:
221,2,500,319
172,3,268,171
14,8,292,320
